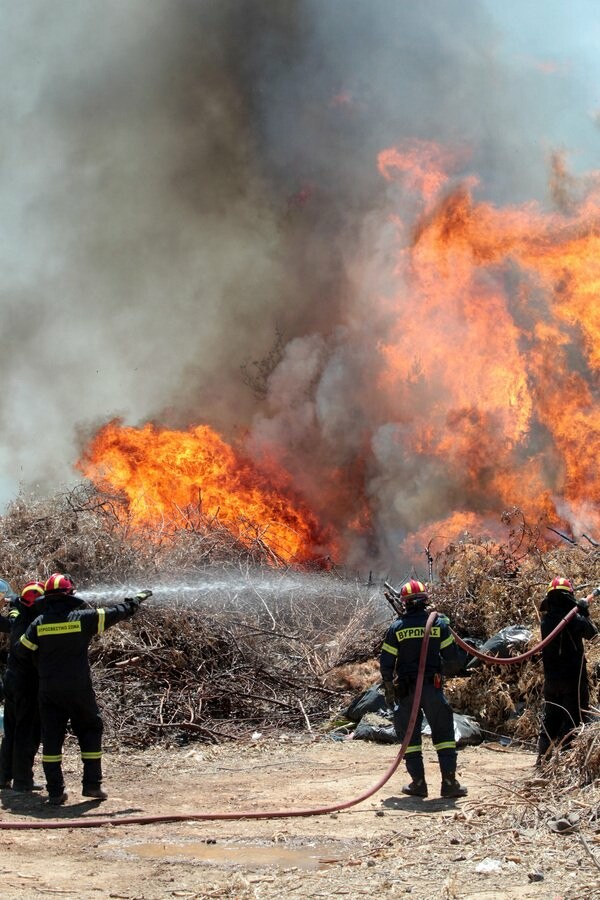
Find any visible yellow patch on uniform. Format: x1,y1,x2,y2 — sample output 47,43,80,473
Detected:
395,626,441,641
37,621,82,636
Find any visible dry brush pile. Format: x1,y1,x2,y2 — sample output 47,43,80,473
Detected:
1,489,600,755
0,485,386,747
90,585,385,749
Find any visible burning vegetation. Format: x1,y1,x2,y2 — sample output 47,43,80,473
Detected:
76,420,333,567
6,139,600,779
4,4,600,870
69,141,600,576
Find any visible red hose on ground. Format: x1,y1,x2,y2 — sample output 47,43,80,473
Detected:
451,606,578,665
0,614,441,830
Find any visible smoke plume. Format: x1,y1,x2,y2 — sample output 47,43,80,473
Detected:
1,1,598,574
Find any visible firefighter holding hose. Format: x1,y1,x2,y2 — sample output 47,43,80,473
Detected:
537,576,598,763
18,573,151,806
380,579,468,799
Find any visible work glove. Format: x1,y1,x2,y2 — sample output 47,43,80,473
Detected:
577,599,590,616
383,681,396,709
126,589,152,611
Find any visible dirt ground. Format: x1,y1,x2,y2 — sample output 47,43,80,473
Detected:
1,735,599,900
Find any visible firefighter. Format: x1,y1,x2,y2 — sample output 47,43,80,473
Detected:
537,576,598,762
18,573,151,806
380,579,468,799
0,581,45,791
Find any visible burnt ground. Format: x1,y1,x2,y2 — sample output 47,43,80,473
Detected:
0,736,599,899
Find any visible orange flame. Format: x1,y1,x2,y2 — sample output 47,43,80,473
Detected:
77,420,330,564
377,141,600,548
78,142,600,569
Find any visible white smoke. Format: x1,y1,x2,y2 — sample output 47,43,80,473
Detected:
0,1,293,503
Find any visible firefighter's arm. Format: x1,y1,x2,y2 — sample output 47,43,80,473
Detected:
569,599,598,640
0,612,12,634
95,591,152,634
17,622,39,656
380,625,399,705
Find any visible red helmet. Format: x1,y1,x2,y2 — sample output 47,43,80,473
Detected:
547,576,574,594
400,579,428,599
20,581,45,607
44,573,75,594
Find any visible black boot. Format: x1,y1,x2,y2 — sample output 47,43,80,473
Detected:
441,774,467,798
12,781,44,792
402,778,428,798
82,785,108,800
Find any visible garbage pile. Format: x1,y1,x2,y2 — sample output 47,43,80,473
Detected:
337,683,482,747
465,624,533,669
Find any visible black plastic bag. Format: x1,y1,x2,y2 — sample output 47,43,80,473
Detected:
341,685,388,722
353,720,397,743
467,624,532,669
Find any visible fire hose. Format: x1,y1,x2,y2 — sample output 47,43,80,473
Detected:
0,607,579,830
451,604,580,665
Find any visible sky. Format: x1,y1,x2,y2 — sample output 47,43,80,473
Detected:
482,0,600,174
1,0,599,521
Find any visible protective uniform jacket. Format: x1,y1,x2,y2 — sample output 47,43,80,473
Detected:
541,595,598,682
380,609,465,683
19,591,139,689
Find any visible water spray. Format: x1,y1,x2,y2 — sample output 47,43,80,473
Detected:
78,572,380,606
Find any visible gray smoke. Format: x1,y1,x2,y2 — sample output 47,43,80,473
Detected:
1,1,596,571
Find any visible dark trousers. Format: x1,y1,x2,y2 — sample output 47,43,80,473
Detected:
39,685,103,796
0,670,41,788
538,677,590,756
393,682,457,780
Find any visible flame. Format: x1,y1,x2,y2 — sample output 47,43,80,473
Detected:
77,420,329,564
377,141,600,547
378,139,458,204
78,141,600,570
399,511,486,563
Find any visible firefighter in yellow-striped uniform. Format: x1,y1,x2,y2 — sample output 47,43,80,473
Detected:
380,579,468,799
18,573,151,806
